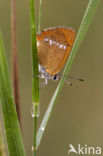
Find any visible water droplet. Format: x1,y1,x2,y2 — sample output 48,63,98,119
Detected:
41,126,45,131
37,107,40,117
31,104,40,118
31,106,34,118
31,145,34,151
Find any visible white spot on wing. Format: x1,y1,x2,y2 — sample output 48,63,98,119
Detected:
53,41,56,44
44,38,48,42
59,44,63,49
56,42,59,46
37,41,39,47
49,39,53,45
63,45,66,50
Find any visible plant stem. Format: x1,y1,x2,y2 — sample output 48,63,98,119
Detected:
38,0,42,33
0,120,6,156
30,0,39,155
11,0,22,129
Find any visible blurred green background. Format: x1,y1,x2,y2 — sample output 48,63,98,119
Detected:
0,0,103,156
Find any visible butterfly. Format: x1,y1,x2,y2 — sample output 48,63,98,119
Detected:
36,27,75,86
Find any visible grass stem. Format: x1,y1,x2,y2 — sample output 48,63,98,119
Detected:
30,0,40,155
38,0,42,33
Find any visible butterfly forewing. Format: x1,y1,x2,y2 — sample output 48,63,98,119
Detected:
37,27,75,76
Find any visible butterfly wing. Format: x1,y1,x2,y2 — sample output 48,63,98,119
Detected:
37,27,75,76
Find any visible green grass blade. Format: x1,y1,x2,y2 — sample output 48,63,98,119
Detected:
30,0,39,155
38,0,42,33
36,0,100,148
0,120,6,156
0,33,25,156
30,0,39,114
11,0,22,129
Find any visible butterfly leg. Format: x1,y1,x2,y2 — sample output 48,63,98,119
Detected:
40,76,48,87
32,73,48,87
65,79,72,86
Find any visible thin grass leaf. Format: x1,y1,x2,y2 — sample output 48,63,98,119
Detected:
30,0,39,114
38,0,42,33
36,0,100,148
0,120,6,156
30,0,40,155
0,33,25,156
11,0,22,129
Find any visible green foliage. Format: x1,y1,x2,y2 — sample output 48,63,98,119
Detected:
0,33,25,156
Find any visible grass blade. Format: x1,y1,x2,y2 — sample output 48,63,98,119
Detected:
38,0,42,33
11,0,22,129
36,0,100,148
0,33,25,156
30,0,39,115
0,120,6,156
30,0,39,155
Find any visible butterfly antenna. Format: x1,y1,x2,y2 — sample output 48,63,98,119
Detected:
58,74,84,82
68,76,84,82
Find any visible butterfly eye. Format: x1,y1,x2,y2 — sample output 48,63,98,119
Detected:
52,74,58,81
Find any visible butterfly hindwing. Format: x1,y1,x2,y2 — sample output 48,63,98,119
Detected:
37,27,75,76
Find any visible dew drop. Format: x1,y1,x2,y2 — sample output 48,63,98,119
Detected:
31,104,40,118
31,109,34,118
31,145,34,151
41,126,45,131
